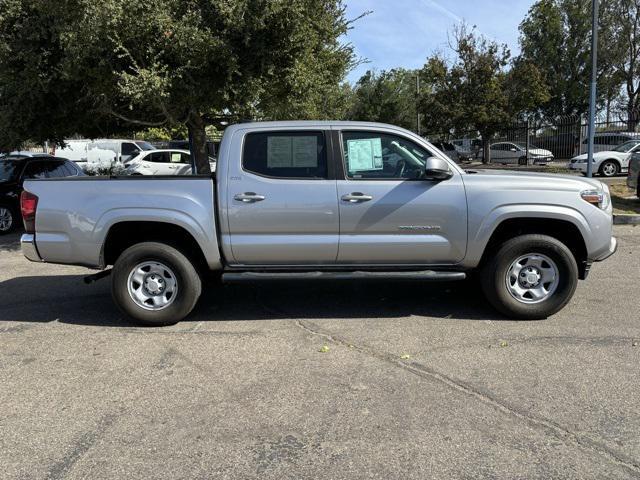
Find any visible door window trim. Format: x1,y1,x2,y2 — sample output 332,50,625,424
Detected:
240,130,333,180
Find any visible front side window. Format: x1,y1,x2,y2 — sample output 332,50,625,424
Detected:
243,131,327,179
149,152,168,163
342,131,433,180
122,142,140,156
613,140,640,152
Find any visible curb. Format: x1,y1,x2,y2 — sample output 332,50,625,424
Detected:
613,214,640,225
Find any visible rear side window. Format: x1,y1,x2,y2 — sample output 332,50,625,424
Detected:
242,131,327,179
22,161,64,179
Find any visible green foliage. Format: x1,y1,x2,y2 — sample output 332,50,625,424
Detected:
418,25,548,162
517,0,622,119
347,69,418,131
0,0,357,169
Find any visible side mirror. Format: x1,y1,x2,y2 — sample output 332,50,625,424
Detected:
423,157,453,181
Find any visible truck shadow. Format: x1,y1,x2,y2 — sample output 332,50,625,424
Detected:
0,274,508,327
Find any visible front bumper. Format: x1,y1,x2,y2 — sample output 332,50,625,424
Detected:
594,236,618,262
21,234,42,262
569,162,588,173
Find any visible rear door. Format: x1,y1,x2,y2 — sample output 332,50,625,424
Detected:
225,129,339,265
335,129,467,265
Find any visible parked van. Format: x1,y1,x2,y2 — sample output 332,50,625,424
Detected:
56,139,155,167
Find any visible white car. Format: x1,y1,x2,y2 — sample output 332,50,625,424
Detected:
569,139,640,177
480,142,554,164
124,149,216,175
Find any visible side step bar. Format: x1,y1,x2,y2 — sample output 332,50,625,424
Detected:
222,270,466,282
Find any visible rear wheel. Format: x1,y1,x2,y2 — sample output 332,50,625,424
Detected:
599,160,619,177
481,234,578,319
0,205,16,235
111,242,202,326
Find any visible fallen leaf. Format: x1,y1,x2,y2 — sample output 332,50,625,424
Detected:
499,340,509,348
400,354,411,360
319,345,330,353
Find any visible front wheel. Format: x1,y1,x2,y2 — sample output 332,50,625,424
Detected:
480,234,578,320
599,160,619,177
111,242,202,326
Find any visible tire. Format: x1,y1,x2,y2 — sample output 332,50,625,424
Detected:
599,160,619,177
480,234,578,320
111,242,202,326
0,205,17,235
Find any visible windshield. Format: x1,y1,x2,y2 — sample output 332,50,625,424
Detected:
135,141,155,151
0,159,20,182
613,140,640,152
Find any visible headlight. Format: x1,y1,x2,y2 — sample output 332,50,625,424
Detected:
581,189,610,209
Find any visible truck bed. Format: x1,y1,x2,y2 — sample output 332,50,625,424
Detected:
23,176,221,269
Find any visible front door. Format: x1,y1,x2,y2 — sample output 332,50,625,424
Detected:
226,130,339,265
336,130,467,265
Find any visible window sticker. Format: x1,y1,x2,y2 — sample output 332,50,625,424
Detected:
292,136,318,167
267,136,293,168
267,136,318,168
347,138,383,172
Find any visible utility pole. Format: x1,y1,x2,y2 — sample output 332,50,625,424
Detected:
416,74,421,136
586,0,599,178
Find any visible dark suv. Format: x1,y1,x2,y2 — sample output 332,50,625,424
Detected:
0,153,84,234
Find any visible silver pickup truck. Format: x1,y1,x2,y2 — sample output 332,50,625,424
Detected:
20,121,617,326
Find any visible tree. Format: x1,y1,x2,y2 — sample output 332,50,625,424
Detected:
607,0,640,130
0,0,357,172
517,0,617,120
347,69,418,131
418,25,548,163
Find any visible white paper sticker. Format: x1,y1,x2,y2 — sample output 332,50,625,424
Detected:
267,136,293,168
347,138,383,172
292,136,318,167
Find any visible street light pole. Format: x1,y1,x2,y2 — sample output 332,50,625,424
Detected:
416,73,421,136
586,0,599,178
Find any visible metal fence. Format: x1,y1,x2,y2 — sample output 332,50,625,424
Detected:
426,110,640,164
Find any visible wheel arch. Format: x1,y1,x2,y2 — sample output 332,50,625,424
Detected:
478,217,589,279
102,221,211,274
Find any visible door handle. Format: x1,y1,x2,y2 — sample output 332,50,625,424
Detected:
341,192,373,203
234,192,266,203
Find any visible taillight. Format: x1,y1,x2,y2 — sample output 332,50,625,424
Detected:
20,191,38,233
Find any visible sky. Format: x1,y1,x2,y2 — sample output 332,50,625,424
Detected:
343,0,536,82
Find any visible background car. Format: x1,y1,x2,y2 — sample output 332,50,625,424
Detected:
124,149,216,175
627,152,640,198
578,132,640,155
56,139,156,168
569,139,640,177
0,154,84,234
479,142,554,164
431,141,461,163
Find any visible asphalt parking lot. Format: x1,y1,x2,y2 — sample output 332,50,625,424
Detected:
1,226,639,479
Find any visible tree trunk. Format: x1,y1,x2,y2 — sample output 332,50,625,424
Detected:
482,137,491,164
186,113,211,175
627,102,639,132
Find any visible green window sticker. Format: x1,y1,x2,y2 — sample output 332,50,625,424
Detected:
347,138,383,172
